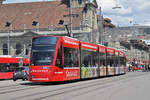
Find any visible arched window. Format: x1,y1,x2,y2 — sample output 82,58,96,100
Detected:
25,48,28,55
16,43,22,55
3,44,8,55
25,44,31,55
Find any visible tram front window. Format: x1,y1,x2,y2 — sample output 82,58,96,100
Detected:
31,36,58,66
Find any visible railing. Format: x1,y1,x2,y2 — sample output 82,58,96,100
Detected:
0,27,83,33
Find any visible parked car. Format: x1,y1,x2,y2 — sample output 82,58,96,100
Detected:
13,67,29,81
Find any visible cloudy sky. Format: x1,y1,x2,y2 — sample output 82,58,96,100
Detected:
3,0,150,27
97,0,150,26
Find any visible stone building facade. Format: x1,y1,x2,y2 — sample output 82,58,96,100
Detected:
0,0,100,57
104,26,150,64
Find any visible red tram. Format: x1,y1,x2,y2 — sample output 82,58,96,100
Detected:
0,56,29,79
29,35,126,82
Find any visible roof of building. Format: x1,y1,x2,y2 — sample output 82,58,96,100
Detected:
0,1,83,31
97,15,115,28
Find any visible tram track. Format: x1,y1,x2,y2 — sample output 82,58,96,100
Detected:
33,72,148,100
0,82,31,90
10,72,148,100
0,85,26,91
0,80,32,89
0,84,20,89
0,82,41,95
0,86,38,95
63,72,149,100
33,82,114,100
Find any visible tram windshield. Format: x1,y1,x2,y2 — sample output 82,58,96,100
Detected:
31,36,58,66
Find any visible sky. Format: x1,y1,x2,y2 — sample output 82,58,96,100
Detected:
97,0,150,26
3,0,150,27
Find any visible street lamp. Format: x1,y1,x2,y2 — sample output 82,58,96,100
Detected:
5,22,12,55
58,20,71,37
112,0,122,9
69,0,73,37
112,2,122,27
112,6,121,9
98,6,104,44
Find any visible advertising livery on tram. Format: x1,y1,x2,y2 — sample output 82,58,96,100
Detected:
29,35,126,82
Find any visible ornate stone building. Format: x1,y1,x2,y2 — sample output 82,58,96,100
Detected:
0,0,100,57
104,26,150,64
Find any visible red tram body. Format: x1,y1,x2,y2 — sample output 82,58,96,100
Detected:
29,35,126,82
30,36,80,82
99,45,107,76
106,47,115,76
114,49,120,75
0,56,29,79
80,41,99,79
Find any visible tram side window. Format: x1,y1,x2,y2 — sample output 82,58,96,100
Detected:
120,57,126,66
120,57,123,66
64,47,79,67
0,63,18,72
9,63,19,71
93,51,99,67
81,49,89,67
56,44,63,68
107,54,114,67
81,49,98,67
100,52,106,67
114,55,119,67
91,51,98,67
0,64,6,72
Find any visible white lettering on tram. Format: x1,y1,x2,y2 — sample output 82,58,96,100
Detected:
66,71,78,77
55,72,63,74
32,70,48,73
32,78,49,80
82,44,97,49
64,40,78,46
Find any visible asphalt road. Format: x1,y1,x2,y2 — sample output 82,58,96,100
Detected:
0,72,150,100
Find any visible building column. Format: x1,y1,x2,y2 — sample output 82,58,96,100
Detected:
0,44,3,55
10,42,16,56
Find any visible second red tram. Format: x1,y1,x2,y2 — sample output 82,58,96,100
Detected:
29,35,126,82
0,56,29,79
